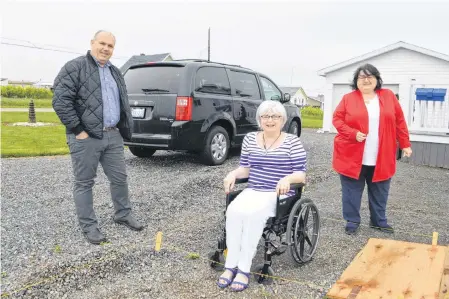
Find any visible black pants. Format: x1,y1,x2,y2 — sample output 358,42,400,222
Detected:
340,165,391,228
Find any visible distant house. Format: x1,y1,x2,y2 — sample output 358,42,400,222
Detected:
280,86,324,109
7,80,36,87
33,81,53,89
120,53,173,74
0,78,8,86
307,94,325,109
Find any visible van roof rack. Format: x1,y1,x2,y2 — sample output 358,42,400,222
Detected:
172,59,251,70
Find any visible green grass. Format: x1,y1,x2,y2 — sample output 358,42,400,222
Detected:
1,112,61,124
1,125,69,158
0,97,53,108
302,116,323,129
186,252,200,260
0,111,322,158
54,245,62,254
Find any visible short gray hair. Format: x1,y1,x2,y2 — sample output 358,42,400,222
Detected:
93,30,116,43
256,100,288,127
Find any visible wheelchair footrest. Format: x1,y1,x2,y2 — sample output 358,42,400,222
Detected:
268,241,287,256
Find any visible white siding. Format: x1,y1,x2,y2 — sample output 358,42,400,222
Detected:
322,48,449,134
324,48,449,84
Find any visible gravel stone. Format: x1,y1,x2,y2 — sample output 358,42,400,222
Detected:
1,128,448,298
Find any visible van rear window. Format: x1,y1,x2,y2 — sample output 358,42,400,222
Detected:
124,66,184,94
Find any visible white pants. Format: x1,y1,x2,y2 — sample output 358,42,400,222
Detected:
224,188,284,273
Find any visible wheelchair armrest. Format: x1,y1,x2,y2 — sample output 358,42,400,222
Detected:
235,178,249,184
290,183,305,191
234,179,303,189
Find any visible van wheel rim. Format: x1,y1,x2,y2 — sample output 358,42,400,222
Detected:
291,124,298,135
211,133,227,160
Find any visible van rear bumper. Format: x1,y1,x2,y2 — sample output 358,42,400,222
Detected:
124,121,206,150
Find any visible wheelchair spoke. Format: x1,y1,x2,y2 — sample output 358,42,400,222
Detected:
305,234,313,247
302,205,310,226
299,236,305,257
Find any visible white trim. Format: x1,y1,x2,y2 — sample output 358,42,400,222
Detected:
410,134,449,144
163,54,172,61
317,41,449,76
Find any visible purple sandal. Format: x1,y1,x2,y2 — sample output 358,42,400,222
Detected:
217,267,237,288
230,270,250,292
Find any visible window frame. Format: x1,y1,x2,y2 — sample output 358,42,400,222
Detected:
194,66,232,96
259,76,283,101
227,69,262,100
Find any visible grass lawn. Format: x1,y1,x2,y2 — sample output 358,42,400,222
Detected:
1,112,61,124
1,125,69,158
0,97,53,108
1,111,323,158
1,112,67,158
302,116,323,129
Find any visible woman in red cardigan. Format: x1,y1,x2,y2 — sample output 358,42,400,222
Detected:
332,64,412,235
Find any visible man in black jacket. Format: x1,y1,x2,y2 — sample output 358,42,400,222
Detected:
53,30,144,244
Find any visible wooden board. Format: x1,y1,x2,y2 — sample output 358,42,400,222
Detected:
439,246,449,299
326,238,447,299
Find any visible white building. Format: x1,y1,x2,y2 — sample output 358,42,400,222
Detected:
318,41,449,169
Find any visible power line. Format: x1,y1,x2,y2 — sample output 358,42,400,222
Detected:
1,40,129,60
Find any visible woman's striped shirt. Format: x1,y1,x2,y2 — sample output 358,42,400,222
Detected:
240,132,307,196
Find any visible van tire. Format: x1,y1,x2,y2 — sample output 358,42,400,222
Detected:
201,126,230,166
129,147,157,158
289,120,301,137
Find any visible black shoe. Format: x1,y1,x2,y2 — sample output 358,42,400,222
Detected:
370,222,394,234
114,215,144,231
345,226,359,235
83,228,107,245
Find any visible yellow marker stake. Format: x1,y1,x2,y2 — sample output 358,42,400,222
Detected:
155,232,163,252
432,232,438,246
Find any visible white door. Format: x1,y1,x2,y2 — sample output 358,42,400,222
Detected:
330,84,399,132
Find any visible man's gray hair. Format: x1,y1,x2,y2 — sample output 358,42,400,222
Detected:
256,100,288,128
93,30,116,43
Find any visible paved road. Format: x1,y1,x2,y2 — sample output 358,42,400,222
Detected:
1,108,54,112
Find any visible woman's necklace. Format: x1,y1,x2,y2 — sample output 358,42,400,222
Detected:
263,132,282,154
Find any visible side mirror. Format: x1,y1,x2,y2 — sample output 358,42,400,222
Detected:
278,93,290,103
271,95,281,101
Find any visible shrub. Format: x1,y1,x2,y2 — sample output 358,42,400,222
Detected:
1,85,53,99
301,106,323,118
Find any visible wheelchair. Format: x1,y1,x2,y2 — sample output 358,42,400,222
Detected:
208,178,321,284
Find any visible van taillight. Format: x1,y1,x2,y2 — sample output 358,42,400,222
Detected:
175,96,193,121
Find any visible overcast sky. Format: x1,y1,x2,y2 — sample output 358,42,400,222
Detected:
1,0,449,95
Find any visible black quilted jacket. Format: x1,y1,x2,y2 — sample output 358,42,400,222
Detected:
52,51,133,140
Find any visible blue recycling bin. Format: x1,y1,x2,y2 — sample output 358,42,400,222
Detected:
415,88,446,102
432,88,446,102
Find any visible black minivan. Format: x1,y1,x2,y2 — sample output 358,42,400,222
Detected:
123,59,302,165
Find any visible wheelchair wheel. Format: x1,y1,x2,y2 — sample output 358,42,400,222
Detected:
253,263,275,285
208,250,225,271
286,198,320,265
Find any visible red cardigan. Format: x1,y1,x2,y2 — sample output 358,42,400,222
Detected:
332,88,411,182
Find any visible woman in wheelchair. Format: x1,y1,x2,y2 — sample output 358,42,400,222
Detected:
218,100,307,292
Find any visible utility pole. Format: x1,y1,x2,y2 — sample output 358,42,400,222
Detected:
290,67,294,86
208,27,211,62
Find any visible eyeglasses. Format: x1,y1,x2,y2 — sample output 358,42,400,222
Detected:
358,75,375,81
261,115,282,120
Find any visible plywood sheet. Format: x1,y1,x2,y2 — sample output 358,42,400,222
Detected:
327,238,447,299
439,246,449,299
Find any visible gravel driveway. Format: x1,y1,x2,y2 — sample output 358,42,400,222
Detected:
2,128,448,298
